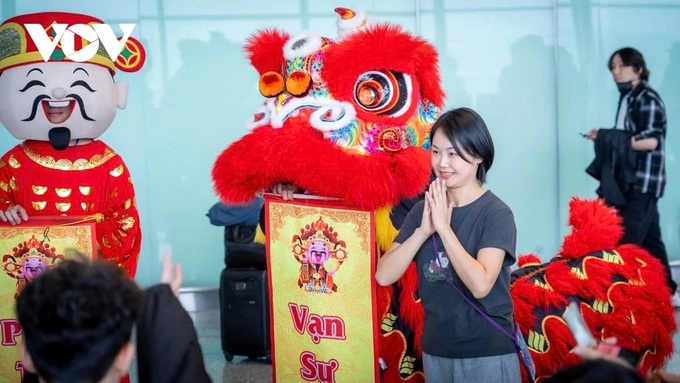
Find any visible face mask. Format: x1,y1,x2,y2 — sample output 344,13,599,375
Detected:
616,81,634,95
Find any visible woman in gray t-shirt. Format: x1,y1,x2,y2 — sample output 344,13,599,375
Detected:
375,107,520,383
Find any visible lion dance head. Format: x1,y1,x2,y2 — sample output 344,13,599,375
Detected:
511,198,676,381
212,8,444,210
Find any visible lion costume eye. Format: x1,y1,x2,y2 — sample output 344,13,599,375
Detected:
353,70,412,116
286,71,312,96
259,71,285,98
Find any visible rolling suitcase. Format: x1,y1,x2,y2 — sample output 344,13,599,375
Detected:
219,267,271,362
223,224,266,269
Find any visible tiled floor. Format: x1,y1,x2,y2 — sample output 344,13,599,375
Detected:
190,309,272,383
131,258,680,382
177,309,680,383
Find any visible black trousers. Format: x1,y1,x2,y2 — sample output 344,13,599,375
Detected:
614,192,677,293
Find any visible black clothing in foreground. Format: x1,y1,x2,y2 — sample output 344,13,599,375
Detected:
136,284,212,383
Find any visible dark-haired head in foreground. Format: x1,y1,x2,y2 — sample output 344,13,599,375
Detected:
546,359,644,383
16,259,142,383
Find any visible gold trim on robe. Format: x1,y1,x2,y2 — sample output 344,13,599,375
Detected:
21,143,116,171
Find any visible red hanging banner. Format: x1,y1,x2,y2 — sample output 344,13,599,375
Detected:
264,195,379,383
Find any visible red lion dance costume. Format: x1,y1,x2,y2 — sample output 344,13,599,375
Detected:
212,7,443,382
212,8,675,382
511,197,676,382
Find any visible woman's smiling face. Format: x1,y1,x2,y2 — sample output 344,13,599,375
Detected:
430,128,480,189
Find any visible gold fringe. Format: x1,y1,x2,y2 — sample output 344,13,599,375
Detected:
375,207,398,253
254,225,266,244
253,207,397,251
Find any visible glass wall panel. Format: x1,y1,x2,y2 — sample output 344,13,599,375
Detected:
556,1,680,259
419,0,560,259
0,0,677,286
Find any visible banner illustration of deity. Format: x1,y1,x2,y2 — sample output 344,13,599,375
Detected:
0,216,97,382
293,216,348,294
265,195,379,383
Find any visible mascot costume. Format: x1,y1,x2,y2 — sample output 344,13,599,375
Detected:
511,197,676,381
0,12,145,277
212,7,442,382
212,7,675,382
0,11,145,382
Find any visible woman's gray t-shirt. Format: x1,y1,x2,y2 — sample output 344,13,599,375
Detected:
394,190,517,358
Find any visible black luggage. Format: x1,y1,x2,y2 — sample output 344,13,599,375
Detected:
219,267,271,362
223,225,266,269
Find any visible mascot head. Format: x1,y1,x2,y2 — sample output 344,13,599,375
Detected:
212,8,444,210
0,12,145,150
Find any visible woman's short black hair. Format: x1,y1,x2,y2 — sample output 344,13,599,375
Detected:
429,107,495,184
608,47,650,81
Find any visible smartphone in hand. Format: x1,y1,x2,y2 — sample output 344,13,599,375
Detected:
563,301,596,347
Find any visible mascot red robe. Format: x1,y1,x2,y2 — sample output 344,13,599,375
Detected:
511,198,676,382
212,7,444,382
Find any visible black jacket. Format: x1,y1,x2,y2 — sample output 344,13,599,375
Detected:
137,284,213,383
585,129,636,206
23,285,212,383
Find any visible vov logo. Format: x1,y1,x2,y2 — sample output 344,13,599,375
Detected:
25,23,136,63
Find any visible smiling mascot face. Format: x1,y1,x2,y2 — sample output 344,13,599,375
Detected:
0,62,126,149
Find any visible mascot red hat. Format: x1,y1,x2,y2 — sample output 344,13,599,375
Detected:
0,11,145,74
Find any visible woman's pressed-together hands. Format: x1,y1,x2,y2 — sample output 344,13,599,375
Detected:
421,178,454,236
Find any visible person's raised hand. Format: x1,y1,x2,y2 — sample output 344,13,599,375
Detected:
160,252,183,297
654,369,680,383
585,128,599,140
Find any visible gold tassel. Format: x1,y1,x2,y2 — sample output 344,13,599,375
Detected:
375,207,398,253
254,225,266,244
52,214,103,226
